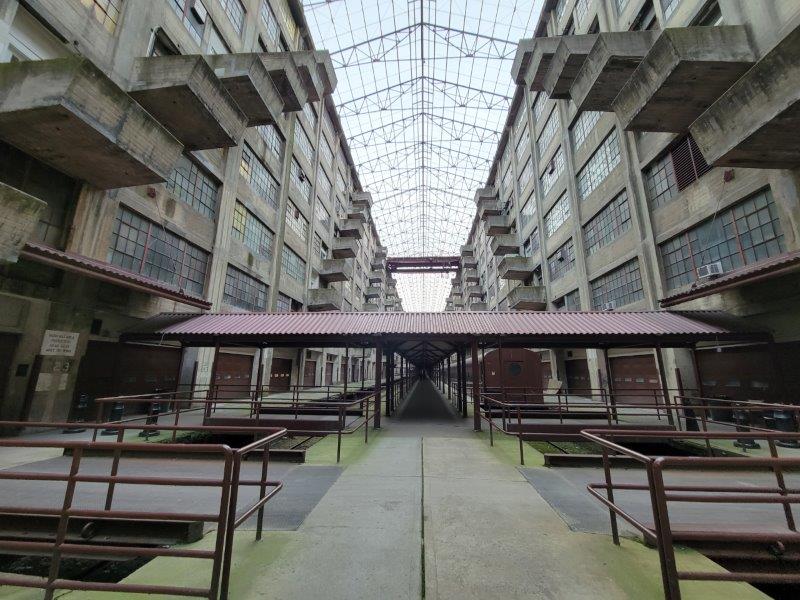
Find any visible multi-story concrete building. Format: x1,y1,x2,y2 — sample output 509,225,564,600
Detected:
448,0,800,401
0,0,399,423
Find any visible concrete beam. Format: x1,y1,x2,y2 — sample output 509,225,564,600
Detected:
0,183,46,263
522,37,562,92
542,34,599,100
0,57,182,188
498,255,536,280
570,30,658,112
612,26,756,132
259,53,308,112
206,53,283,126
308,287,343,310
318,258,353,284
313,50,337,96
508,285,547,310
689,23,800,169
490,233,519,256
331,237,358,259
510,38,535,85
484,214,513,236
129,55,247,150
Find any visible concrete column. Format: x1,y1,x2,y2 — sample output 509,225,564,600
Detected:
374,345,382,429
471,340,481,431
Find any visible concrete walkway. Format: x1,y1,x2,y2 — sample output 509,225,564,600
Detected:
0,379,771,599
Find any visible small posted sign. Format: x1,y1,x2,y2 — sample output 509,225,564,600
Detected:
40,330,80,357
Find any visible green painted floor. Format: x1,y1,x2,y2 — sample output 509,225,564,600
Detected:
0,380,772,599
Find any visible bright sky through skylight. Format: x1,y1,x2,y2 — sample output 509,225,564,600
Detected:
306,0,544,311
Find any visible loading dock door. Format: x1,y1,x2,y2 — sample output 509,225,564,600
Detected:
610,355,661,403
303,360,317,387
269,358,292,392
214,353,253,399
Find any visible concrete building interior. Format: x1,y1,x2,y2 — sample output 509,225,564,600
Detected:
0,0,799,598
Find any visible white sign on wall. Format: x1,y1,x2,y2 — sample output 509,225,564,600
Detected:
40,330,80,357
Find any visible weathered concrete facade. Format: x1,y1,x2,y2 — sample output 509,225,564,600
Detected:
0,0,399,423
448,0,800,400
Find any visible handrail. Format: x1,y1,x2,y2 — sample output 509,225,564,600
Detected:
580,428,800,600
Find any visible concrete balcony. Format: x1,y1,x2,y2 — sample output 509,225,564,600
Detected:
368,271,385,284
460,244,475,257
129,55,246,150
542,34,599,99
498,255,536,280
374,246,388,260
461,256,478,269
491,234,519,256
290,51,326,102
205,53,282,126
362,302,381,312
484,214,513,236
465,285,483,299
612,26,756,133
519,37,562,92
508,285,547,310
468,301,488,311
259,53,307,111
347,206,368,223
364,285,383,299
371,258,386,271
313,51,337,96
689,23,800,169
332,237,359,259
338,219,364,239
308,287,343,311
464,269,479,283
0,57,182,189
477,196,502,220
318,258,353,284
570,31,658,113
351,191,373,210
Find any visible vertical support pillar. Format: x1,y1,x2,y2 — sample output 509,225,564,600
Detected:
471,340,481,431
654,346,675,427
361,346,366,389
767,341,787,404
447,355,451,399
481,345,487,392
205,341,221,418
690,345,704,397
602,349,617,421
344,347,349,399
386,350,393,417
253,346,264,407
461,349,468,418
374,345,382,428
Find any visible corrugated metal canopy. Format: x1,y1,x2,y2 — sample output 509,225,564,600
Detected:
123,310,770,352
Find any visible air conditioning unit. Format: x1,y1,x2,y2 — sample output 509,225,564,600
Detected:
697,261,724,280
602,301,616,311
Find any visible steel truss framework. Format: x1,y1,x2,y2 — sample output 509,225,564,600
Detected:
307,1,542,310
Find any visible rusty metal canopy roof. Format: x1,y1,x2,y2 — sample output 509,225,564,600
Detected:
660,249,800,307
123,310,770,352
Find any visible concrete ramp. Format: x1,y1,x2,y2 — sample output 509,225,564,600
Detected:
397,379,456,420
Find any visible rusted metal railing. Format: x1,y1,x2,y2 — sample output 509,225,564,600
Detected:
0,420,286,599
581,428,800,600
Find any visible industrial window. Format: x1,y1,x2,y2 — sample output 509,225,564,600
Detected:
540,146,565,196
294,123,315,164
643,152,678,208
522,227,541,257
322,113,335,142
554,288,581,311
532,92,547,122
171,0,206,42
290,158,312,203
79,0,122,33
217,0,245,34
548,238,575,281
590,259,644,309
576,130,621,200
554,0,568,22
644,135,712,208
615,0,630,13
319,136,334,166
207,24,231,54
257,124,285,162
317,169,332,201
544,192,571,238
284,201,309,241
517,156,534,192
659,188,785,290
260,0,280,48
224,266,267,311
660,0,681,19
281,246,306,282
692,1,722,26
537,109,559,157
232,202,274,260
631,0,658,30
240,144,280,210
276,292,292,312
312,233,329,260
336,170,347,193
166,155,219,218
582,190,632,255
501,164,514,199
315,201,332,233
515,125,530,158
302,102,318,130
519,195,537,230
573,0,590,26
109,207,209,295
570,111,601,151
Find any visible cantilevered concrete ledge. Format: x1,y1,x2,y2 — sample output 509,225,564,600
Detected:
0,57,182,188
570,30,658,112
313,50,337,96
491,233,519,256
338,219,365,239
542,34,599,99
129,55,247,150
689,23,800,169
498,255,537,280
319,258,353,284
206,53,283,126
521,37,562,92
290,51,325,102
511,38,535,84
308,287,344,311
331,237,358,259
612,26,756,132
351,191,373,209
259,53,307,112
508,285,547,310
484,214,513,236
